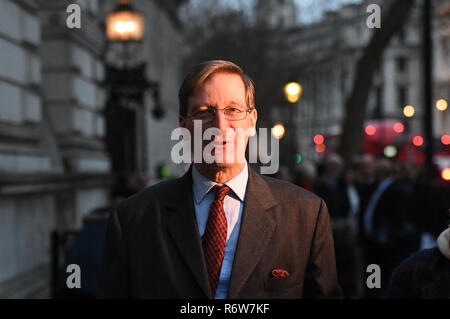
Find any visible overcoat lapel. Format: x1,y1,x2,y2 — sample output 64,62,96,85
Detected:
227,166,277,298
165,167,211,298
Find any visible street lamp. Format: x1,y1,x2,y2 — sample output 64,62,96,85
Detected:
403,105,415,117
283,80,302,171
272,122,286,140
106,0,144,42
104,0,161,118
104,0,162,197
284,82,302,103
436,98,448,111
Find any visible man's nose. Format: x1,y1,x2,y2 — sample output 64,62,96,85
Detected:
211,109,229,132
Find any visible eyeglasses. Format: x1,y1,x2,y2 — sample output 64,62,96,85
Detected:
188,106,253,123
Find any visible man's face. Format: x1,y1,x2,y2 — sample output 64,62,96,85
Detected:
179,72,257,168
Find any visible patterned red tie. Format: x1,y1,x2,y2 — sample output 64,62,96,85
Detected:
202,185,230,297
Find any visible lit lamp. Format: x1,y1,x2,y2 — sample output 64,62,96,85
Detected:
403,105,415,117
436,98,448,111
284,82,302,103
106,0,144,42
283,80,302,169
272,122,286,140
383,145,397,158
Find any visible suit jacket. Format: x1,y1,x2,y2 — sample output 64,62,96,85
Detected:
97,165,342,299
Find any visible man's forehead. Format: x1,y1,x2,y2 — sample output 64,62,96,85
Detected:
196,72,244,91
189,74,246,106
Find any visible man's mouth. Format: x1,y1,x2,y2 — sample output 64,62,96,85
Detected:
211,139,230,146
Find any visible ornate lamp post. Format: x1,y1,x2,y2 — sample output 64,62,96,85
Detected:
104,0,161,198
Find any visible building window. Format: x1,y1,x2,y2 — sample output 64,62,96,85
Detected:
397,26,406,43
396,56,408,73
398,86,408,107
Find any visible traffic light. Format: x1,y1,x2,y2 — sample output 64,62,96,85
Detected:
157,164,170,179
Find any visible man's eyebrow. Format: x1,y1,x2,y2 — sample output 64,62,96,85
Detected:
226,101,244,106
191,102,244,108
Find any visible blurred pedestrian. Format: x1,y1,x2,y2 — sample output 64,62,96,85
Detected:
314,154,347,219
386,224,450,298
355,154,377,224
313,154,361,298
360,159,418,298
293,160,316,192
273,165,292,182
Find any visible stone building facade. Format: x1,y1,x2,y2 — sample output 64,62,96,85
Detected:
0,0,185,298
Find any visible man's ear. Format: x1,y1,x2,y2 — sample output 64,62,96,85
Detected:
250,108,257,132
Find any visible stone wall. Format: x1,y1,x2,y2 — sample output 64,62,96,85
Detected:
0,0,186,297
0,0,111,298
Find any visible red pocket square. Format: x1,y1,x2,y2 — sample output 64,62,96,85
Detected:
270,269,290,278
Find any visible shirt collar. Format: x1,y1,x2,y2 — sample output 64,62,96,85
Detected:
192,163,248,204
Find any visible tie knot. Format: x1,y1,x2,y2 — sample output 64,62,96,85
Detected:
212,185,230,201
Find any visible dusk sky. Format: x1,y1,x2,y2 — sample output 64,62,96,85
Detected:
188,0,364,24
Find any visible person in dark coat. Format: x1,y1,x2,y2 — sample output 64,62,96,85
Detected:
360,159,419,298
97,60,342,299
313,154,361,298
386,225,450,298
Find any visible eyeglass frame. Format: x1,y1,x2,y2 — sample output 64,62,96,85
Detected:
185,106,255,123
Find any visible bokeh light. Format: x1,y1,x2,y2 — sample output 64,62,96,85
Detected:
393,122,404,133
272,123,286,139
436,99,448,111
284,82,302,103
403,105,415,117
442,168,450,181
365,125,376,136
315,144,326,153
412,135,423,147
441,134,450,146
383,145,397,158
313,134,324,145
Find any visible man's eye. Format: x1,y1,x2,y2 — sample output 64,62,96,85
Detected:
228,107,244,113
